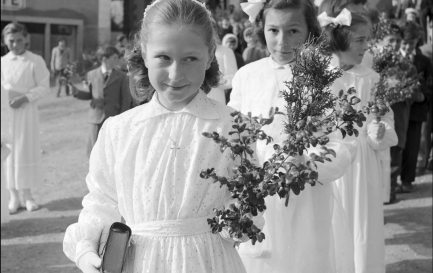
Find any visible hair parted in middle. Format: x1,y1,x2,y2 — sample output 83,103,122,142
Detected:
251,0,322,46
126,0,220,104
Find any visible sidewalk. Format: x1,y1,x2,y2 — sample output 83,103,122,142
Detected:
1,92,432,273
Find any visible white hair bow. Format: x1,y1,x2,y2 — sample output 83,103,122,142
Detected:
317,8,352,28
240,0,266,23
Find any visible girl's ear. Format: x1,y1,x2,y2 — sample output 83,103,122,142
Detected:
141,44,149,69
206,45,216,70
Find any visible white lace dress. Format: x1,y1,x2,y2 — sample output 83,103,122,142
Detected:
63,91,247,273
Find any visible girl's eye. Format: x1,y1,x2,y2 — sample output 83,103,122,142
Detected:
156,55,170,61
267,28,278,34
184,56,198,62
288,29,299,35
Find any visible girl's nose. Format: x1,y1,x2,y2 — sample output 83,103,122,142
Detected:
168,62,184,81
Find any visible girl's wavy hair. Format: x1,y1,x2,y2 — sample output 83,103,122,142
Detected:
252,0,322,46
126,0,220,104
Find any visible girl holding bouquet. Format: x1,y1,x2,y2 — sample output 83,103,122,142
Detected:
229,1,359,272
63,0,260,272
320,6,398,273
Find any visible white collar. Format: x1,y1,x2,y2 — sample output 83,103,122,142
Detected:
101,65,112,75
134,90,220,122
6,51,28,60
268,56,292,70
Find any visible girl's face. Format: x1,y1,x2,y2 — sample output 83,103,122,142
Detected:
224,38,237,50
4,32,26,55
382,34,401,51
338,24,370,67
400,39,417,55
264,8,309,65
144,24,212,110
103,54,119,70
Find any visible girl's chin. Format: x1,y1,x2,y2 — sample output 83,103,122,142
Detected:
273,55,294,65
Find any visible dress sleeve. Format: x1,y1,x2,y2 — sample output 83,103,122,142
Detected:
26,55,50,102
305,131,357,183
63,118,122,265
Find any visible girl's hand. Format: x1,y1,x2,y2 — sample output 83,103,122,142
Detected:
77,251,101,273
8,90,22,99
9,95,29,109
367,120,386,141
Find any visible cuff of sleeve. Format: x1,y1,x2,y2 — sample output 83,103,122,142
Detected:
75,240,98,265
25,93,36,102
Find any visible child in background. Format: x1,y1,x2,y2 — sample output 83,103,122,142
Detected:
222,33,245,69
63,0,257,272
399,22,432,193
242,26,269,65
375,24,412,204
72,45,132,157
319,6,398,273
229,1,359,272
1,22,50,214
207,19,238,104
1,74,12,224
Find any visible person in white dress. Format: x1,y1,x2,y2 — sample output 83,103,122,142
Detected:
63,1,257,272
1,22,50,214
207,19,238,104
320,8,398,273
1,76,12,224
228,1,358,273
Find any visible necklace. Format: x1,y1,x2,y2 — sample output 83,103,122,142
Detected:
168,136,182,158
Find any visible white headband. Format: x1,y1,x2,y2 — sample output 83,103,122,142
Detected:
317,8,352,28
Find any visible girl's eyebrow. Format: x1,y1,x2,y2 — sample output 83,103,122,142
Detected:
265,22,301,28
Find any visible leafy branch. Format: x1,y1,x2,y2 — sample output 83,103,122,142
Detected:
201,36,366,244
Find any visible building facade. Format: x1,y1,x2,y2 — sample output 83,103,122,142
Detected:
1,0,113,64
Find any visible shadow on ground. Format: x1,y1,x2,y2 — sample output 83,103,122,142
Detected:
43,197,83,212
1,242,79,273
1,216,78,239
386,258,433,273
385,206,432,257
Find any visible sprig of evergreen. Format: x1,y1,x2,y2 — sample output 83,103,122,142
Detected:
201,36,366,244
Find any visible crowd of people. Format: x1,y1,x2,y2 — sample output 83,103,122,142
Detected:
1,0,432,273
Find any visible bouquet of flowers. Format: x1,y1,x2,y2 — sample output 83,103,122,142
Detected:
59,62,78,86
368,15,420,108
200,37,366,244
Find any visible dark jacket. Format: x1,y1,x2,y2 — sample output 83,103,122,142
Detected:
74,67,132,124
409,48,432,122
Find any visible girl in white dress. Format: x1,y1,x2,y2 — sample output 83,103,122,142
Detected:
319,7,398,273
63,0,254,272
229,1,358,272
1,75,12,224
1,22,50,214
207,20,238,104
